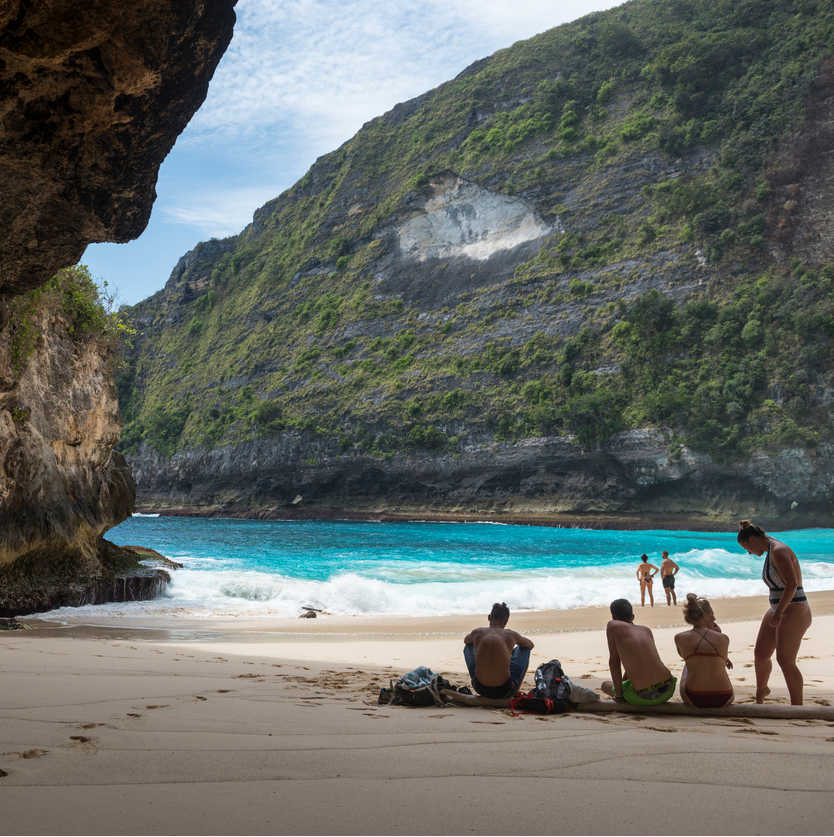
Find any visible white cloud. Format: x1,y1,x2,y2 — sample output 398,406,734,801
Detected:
160,186,285,237
186,0,623,153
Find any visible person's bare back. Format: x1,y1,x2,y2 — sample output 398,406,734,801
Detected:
606,620,670,690
465,626,519,685
601,598,674,705
463,602,534,698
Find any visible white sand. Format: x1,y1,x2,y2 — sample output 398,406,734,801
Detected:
1,592,833,834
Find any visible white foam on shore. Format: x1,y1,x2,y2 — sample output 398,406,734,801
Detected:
37,564,834,624
33,541,834,622
131,513,161,518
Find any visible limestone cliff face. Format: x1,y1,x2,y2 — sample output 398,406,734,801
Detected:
120,2,834,528
0,1,236,612
0,293,147,613
0,0,237,295
130,429,834,527
0,299,133,565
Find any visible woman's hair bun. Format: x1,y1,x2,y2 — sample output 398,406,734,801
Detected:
682,592,711,624
737,519,765,542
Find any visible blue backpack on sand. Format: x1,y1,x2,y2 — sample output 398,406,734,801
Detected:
378,666,469,707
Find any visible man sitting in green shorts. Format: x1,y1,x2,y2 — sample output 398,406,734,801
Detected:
601,598,676,706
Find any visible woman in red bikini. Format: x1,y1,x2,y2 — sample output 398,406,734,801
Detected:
674,593,734,708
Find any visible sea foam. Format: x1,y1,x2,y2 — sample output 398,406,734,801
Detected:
36,518,834,621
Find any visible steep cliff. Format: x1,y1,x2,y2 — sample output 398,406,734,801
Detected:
121,0,834,526
0,2,236,612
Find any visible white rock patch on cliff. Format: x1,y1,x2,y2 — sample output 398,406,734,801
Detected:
397,177,554,262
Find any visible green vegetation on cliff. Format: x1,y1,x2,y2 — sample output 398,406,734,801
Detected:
9,266,133,376
119,0,834,462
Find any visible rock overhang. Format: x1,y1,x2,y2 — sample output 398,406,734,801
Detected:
0,0,237,296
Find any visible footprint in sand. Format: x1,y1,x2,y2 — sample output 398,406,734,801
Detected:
0,768,7,777
126,713,142,718
193,695,207,701
19,749,48,759
428,713,454,719
145,704,170,710
814,699,832,706
216,689,232,694
79,723,106,730
69,736,97,752
470,720,505,725
235,673,263,679
734,728,778,736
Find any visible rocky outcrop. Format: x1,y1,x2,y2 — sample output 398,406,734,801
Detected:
0,0,237,295
396,174,554,263
0,538,170,617
128,429,834,528
0,2,236,612
0,293,133,563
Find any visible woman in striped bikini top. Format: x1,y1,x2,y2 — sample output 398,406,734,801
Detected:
737,520,812,706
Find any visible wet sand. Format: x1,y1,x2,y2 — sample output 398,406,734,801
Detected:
2,592,833,834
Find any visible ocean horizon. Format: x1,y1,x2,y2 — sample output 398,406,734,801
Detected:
35,515,834,622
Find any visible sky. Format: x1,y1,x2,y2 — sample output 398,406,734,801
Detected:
83,0,622,307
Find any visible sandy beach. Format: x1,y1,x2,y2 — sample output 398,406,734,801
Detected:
2,591,834,834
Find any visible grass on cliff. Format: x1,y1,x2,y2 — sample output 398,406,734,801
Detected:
117,0,834,460
8,265,134,376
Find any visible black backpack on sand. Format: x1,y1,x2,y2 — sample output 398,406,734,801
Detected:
509,659,574,714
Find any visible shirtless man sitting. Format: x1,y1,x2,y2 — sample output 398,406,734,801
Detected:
601,598,677,706
463,602,534,699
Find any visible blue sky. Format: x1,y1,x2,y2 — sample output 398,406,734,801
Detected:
84,0,621,306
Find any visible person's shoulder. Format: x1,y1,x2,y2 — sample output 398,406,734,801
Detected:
771,540,795,558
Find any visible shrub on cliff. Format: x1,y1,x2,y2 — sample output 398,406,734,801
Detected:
8,264,133,376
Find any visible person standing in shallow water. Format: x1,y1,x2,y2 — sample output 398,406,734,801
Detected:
636,553,658,607
660,551,680,606
737,519,812,705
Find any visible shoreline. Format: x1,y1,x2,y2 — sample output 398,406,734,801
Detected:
133,504,834,532
22,589,834,638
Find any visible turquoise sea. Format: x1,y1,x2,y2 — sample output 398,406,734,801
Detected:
41,515,834,619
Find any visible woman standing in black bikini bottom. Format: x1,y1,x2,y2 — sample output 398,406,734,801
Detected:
674,593,733,708
737,520,812,705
